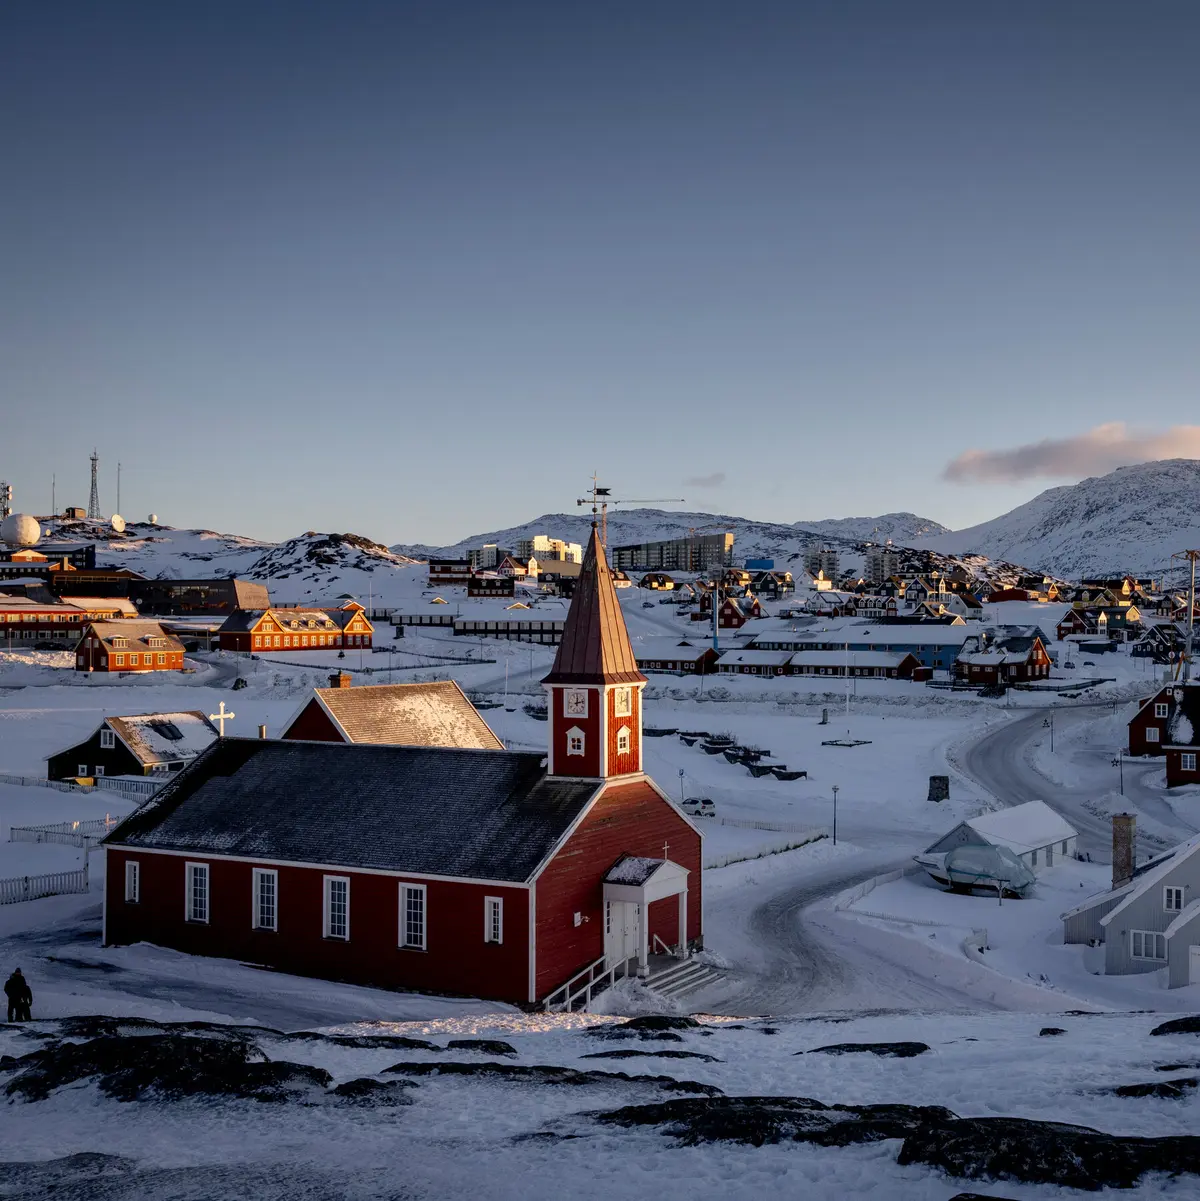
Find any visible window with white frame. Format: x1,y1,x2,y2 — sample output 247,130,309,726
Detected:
100,727,115,749
77,763,87,777
124,860,140,903
1164,886,1184,912
1183,753,1198,772
566,726,585,756
1146,727,1160,743
95,766,104,777
323,876,349,940
253,868,278,930
186,862,209,923
484,896,503,944
400,883,426,949
1131,930,1166,960
1155,702,1169,718
617,727,631,755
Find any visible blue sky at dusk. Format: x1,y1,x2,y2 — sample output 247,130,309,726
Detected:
2,2,1197,544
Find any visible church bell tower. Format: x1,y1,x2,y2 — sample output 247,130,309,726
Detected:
542,525,646,778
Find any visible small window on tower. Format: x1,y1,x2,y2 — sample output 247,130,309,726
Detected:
567,727,585,756
617,727,631,755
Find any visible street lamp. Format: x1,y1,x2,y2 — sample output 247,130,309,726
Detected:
831,785,839,846
1111,753,1125,795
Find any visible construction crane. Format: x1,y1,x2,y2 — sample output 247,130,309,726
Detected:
576,475,684,547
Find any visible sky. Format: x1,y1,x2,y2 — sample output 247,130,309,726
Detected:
2,1,1198,545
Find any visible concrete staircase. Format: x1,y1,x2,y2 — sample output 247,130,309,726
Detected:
645,956,725,1001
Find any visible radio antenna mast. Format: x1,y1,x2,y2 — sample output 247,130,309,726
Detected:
87,450,101,520
1173,550,1200,682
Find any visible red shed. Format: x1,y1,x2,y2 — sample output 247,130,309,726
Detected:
102,523,702,1007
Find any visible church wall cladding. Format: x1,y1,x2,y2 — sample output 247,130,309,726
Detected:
533,780,702,998
550,686,603,777
280,699,345,742
105,848,531,1005
605,686,641,777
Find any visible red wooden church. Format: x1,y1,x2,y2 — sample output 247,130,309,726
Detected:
102,526,702,1007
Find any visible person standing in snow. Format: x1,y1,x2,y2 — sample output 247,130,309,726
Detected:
5,968,32,1021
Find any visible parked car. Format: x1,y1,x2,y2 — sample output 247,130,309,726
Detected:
642,601,654,608
681,797,716,817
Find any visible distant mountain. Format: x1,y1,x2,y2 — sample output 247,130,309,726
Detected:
919,459,1200,579
392,508,1025,588
794,512,951,543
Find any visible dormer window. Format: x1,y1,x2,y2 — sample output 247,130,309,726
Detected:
111,637,128,649
617,727,631,755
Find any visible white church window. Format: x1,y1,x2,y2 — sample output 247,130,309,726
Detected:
567,727,585,756
484,896,503,944
617,727,631,755
613,687,632,717
400,884,426,949
253,869,278,931
324,876,349,940
186,862,209,923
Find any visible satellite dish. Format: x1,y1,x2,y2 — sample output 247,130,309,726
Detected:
148,513,158,524
111,514,126,534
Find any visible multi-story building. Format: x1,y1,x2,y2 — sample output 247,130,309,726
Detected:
468,544,503,570
611,532,733,574
515,535,582,564
864,545,901,585
803,548,840,580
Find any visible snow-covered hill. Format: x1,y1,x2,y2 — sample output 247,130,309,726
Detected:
393,509,1025,589
919,459,1200,579
39,522,424,609
794,512,950,542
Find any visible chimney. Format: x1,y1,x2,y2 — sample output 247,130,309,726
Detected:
330,671,352,689
1112,813,1136,890
258,724,267,740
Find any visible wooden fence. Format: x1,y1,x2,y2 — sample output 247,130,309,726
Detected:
0,862,90,905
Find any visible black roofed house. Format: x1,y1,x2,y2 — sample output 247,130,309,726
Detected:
48,711,220,781
102,523,703,1007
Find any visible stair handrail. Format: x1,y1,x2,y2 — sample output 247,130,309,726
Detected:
651,933,681,958
543,953,637,1012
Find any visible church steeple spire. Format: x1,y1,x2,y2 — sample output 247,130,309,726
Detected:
543,526,646,777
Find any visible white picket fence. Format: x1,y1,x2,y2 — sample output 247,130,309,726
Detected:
0,770,160,801
0,772,87,794
9,815,122,849
718,817,820,835
0,862,90,905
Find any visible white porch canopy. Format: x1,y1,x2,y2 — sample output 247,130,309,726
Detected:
603,856,690,975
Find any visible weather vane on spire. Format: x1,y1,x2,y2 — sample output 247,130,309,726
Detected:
575,477,684,547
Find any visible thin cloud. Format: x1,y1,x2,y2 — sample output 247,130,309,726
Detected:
942,423,1200,484
683,472,726,488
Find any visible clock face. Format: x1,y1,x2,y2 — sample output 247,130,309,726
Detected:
613,687,632,717
565,689,588,717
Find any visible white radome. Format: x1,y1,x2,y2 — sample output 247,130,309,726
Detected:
148,513,158,524
0,513,42,547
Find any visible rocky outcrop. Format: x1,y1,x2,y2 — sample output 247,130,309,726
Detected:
804,1042,930,1058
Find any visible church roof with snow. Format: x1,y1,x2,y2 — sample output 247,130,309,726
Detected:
104,739,599,883
294,680,504,750
542,526,646,687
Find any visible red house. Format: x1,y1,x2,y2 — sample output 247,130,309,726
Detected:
1129,682,1199,761
75,621,186,672
102,525,702,1007
216,603,374,653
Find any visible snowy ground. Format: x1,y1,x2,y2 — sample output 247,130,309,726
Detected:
838,862,1200,1013
2,1005,1200,1199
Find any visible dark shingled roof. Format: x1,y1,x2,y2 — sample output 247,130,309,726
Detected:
104,739,600,882
543,525,647,686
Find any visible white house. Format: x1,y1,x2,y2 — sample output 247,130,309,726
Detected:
917,800,1078,882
